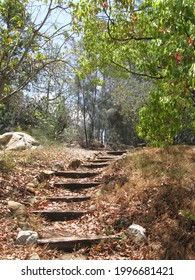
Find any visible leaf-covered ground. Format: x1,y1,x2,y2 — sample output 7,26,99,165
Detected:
0,145,194,260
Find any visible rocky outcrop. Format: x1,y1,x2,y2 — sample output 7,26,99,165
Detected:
0,132,39,151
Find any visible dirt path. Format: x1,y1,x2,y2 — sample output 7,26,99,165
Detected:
32,149,126,259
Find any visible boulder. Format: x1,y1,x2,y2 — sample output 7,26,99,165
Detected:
16,230,38,245
127,224,147,243
28,253,40,260
0,132,39,151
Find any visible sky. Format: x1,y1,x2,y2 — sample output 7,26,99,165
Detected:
28,0,72,40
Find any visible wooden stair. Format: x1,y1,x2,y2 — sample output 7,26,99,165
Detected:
38,235,120,251
45,196,91,202
54,171,100,178
88,159,113,163
97,156,116,160
54,181,102,190
107,150,127,156
32,210,87,221
81,163,110,169
33,149,122,256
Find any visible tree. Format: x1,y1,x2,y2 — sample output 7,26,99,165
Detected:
70,0,195,146
0,0,72,104
110,75,152,145
28,43,74,141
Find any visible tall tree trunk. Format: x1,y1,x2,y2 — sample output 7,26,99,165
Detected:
82,89,88,147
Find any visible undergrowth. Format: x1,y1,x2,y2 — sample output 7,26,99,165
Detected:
94,145,195,259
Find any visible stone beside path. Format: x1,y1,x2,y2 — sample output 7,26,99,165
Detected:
0,132,39,150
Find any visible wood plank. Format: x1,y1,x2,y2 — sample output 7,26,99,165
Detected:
54,181,102,190
97,156,116,160
107,150,127,155
32,210,87,221
45,196,91,202
81,163,110,169
38,235,120,251
54,171,100,178
88,159,113,163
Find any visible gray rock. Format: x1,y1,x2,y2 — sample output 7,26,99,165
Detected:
8,201,24,211
0,132,39,151
26,178,39,188
16,230,38,245
28,253,40,260
128,224,147,241
27,197,38,204
52,162,64,171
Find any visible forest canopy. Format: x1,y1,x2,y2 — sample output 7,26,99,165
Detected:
0,0,195,147
70,0,195,146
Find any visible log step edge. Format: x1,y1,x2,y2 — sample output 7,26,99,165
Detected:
45,196,91,202
54,171,100,178
54,181,102,189
32,210,87,221
37,235,120,251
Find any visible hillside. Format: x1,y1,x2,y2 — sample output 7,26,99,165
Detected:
0,145,194,260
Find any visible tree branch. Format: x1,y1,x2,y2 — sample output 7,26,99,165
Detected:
107,19,154,42
0,58,70,104
102,5,154,42
110,59,165,80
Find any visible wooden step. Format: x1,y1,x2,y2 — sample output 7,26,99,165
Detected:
97,156,116,160
107,150,127,156
81,163,110,169
32,210,87,221
45,196,91,202
38,235,120,251
88,159,113,163
54,181,102,190
54,171,100,178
